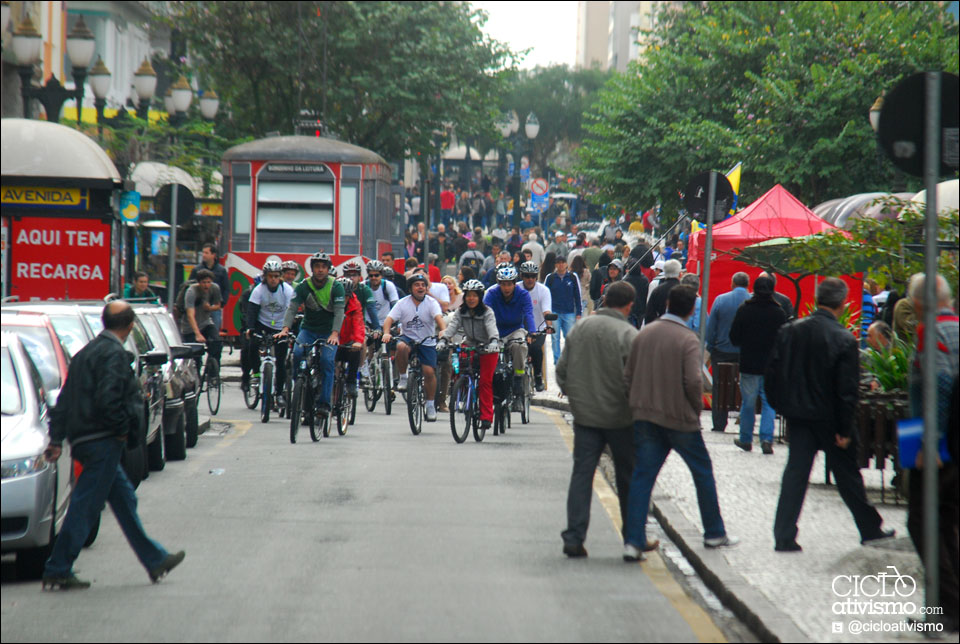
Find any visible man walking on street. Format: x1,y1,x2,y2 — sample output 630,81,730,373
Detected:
623,285,739,561
705,273,751,432
729,275,787,454
766,278,895,552
544,255,582,365
189,243,229,333
557,282,639,558
42,301,185,590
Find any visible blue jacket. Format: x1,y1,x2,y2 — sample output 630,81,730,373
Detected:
705,287,749,354
544,271,582,316
484,285,536,337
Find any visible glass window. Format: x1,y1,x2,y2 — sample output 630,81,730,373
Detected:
256,181,335,231
155,313,183,348
258,182,333,203
1,348,23,416
257,206,333,231
49,315,90,358
340,184,358,237
9,326,61,391
234,182,252,235
85,313,104,334
139,315,169,352
129,320,153,354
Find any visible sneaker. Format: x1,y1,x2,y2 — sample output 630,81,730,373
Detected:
511,397,524,412
623,544,645,562
704,535,739,549
436,402,449,413
347,384,358,399
360,363,370,378
535,378,545,392
733,439,752,452
775,540,803,552
761,441,774,455
317,402,331,416
240,376,250,392
563,543,588,558
425,402,437,422
148,550,185,583
480,419,492,430
397,374,408,391
42,574,91,591
861,528,896,545
250,375,261,389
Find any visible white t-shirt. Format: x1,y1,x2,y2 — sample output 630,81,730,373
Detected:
519,281,553,329
428,283,450,308
368,279,399,325
387,295,442,345
249,282,294,329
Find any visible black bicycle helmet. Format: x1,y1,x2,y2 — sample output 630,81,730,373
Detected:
407,273,428,291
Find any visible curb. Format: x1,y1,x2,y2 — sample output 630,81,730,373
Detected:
531,395,807,643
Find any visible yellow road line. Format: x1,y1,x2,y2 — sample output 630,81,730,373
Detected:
539,407,726,644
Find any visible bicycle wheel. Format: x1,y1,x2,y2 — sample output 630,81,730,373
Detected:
363,360,379,413
260,362,273,423
450,377,471,443
407,369,422,436
334,376,348,436
381,358,393,416
290,377,305,443
243,378,260,410
206,358,221,415
348,389,357,426
472,396,486,442
492,401,502,437
521,366,532,424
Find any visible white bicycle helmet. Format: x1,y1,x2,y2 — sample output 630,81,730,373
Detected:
309,252,332,269
461,279,486,293
262,260,283,274
496,265,518,282
519,261,539,276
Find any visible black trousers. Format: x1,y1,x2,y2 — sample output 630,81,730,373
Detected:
908,465,959,627
711,350,739,431
528,334,546,380
773,420,883,543
561,424,635,547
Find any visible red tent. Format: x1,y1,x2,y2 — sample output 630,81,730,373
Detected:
687,184,862,315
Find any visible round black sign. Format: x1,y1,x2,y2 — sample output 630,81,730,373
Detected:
684,172,735,223
154,183,196,224
878,72,959,178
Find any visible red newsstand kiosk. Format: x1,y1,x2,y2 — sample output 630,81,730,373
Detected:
1,119,124,301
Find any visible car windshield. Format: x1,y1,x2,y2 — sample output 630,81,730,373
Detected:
5,325,61,391
48,314,90,357
85,313,104,334
1,348,23,415
139,315,168,352
154,313,182,348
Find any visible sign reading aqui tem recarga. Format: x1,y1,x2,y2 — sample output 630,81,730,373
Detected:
9,217,111,300
1,186,89,210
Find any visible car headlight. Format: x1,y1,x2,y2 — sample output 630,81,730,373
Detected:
1,456,48,480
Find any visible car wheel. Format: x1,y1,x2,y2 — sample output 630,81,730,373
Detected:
185,396,199,448
166,408,187,461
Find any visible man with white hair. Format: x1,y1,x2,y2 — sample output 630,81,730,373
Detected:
644,259,682,325
522,233,545,266
545,231,570,260
905,272,958,631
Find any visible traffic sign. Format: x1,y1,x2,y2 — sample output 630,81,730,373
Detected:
531,192,549,214
531,178,548,196
684,172,735,223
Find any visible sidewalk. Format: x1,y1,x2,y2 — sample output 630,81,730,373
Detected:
533,339,943,643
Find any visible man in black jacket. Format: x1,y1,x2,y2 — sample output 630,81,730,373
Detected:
765,278,893,552
729,276,786,454
622,257,649,328
42,301,184,590
644,259,681,326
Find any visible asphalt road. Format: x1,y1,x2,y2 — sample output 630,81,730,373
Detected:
1,382,725,642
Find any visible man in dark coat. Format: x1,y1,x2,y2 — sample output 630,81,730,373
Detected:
643,259,681,326
729,276,787,454
622,257,649,328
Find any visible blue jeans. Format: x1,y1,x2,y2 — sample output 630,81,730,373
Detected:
293,328,337,406
739,373,775,444
624,421,726,549
551,313,577,364
45,438,168,577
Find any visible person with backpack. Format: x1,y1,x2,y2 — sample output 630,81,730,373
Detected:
245,261,295,398
237,273,262,392
178,269,223,374
458,241,485,277
188,243,229,334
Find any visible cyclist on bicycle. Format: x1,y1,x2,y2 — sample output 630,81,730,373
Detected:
342,261,380,329
382,273,447,422
237,272,261,392
280,252,345,415
517,261,554,392
335,276,365,399
484,264,536,411
361,260,399,381
281,260,300,285
438,280,499,430
180,268,223,374
246,261,295,401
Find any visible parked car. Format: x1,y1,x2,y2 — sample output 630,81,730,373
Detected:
0,302,96,359
0,311,71,401
131,302,204,460
1,332,73,579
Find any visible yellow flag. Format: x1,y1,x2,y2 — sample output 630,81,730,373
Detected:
725,162,742,214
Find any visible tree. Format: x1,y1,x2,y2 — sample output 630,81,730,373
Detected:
171,1,516,161
578,2,958,217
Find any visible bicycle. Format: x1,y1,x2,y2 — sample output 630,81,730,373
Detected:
198,350,221,416
250,332,284,424
329,349,358,436
448,344,486,443
401,337,433,436
289,338,332,444
242,334,260,411
361,329,384,413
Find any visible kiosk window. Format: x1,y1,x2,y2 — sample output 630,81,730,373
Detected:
340,184,358,237
257,182,333,231
234,183,252,235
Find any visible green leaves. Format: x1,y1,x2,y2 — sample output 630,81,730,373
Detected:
863,337,913,393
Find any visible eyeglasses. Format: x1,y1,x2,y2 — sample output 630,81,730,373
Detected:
368,273,381,278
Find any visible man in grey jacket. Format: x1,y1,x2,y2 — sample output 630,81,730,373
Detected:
557,281,638,558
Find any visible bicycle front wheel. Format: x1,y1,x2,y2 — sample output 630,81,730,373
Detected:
407,370,422,436
290,377,305,444
381,358,393,416
260,362,273,423
521,365,532,424
243,379,260,410
364,360,379,413
450,377,471,444
206,358,221,415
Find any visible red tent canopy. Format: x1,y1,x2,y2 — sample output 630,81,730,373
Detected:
687,184,862,315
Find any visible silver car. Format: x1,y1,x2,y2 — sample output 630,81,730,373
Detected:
1,332,73,579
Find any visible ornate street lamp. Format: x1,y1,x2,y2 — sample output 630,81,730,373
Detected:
14,15,97,124
89,56,111,139
167,75,193,126
133,57,157,120
199,90,220,121
501,110,539,226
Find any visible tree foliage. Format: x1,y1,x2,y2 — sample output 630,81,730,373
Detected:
578,1,959,216
171,1,516,161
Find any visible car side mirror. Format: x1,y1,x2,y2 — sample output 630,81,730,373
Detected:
169,345,193,361
140,350,169,366
184,343,206,359
544,313,559,322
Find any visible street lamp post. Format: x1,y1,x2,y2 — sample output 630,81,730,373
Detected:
89,57,111,140
498,110,539,228
133,57,158,120
13,15,96,123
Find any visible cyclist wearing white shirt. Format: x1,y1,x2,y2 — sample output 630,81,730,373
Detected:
518,261,553,392
246,261,295,391
365,260,399,326
382,273,446,422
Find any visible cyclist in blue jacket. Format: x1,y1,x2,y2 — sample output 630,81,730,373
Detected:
483,264,536,410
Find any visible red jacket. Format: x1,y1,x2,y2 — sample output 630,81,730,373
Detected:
339,294,365,345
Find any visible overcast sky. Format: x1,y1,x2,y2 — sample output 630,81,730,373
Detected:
471,1,579,69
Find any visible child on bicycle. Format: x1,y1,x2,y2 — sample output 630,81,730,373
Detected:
336,276,365,399
438,280,500,430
